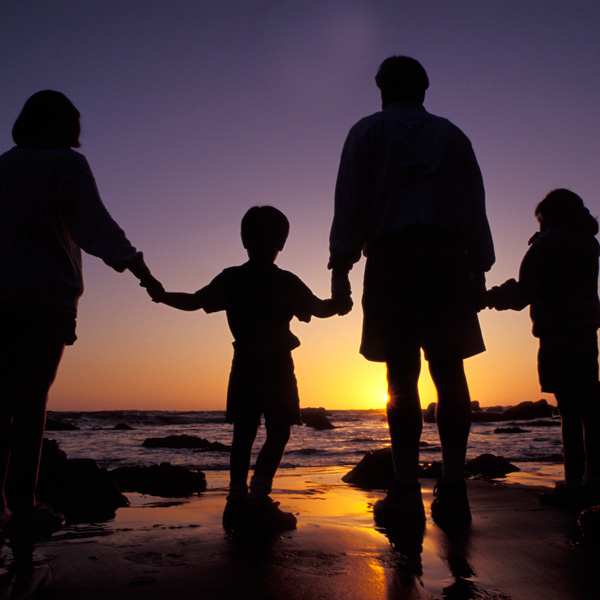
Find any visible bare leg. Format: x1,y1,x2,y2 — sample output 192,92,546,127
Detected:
386,352,422,484
229,421,258,497
429,357,471,484
250,421,290,498
6,337,64,513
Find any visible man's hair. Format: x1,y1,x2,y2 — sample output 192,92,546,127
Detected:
241,206,290,252
535,188,598,236
375,56,429,104
12,90,81,148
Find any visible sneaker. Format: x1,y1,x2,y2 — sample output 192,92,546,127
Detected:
222,497,247,531
373,482,425,530
245,496,297,532
430,480,471,527
8,502,65,535
539,482,588,511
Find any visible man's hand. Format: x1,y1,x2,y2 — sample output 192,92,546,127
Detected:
332,292,353,316
139,273,165,302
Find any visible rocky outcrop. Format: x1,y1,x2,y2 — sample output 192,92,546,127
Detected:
301,407,335,430
45,417,79,431
142,435,231,451
425,399,558,424
465,454,519,478
111,462,207,497
342,448,518,489
35,439,129,522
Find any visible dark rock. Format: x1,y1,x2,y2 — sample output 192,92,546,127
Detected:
301,407,335,430
522,419,561,427
577,505,600,546
342,448,393,489
423,403,436,423
142,435,231,451
465,453,520,479
471,411,503,422
471,401,481,411
35,439,129,522
501,399,555,421
111,463,206,497
493,427,528,434
45,417,79,431
342,448,442,488
419,461,442,479
114,423,134,430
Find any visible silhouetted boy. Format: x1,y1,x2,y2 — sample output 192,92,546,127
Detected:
485,189,600,510
151,206,350,531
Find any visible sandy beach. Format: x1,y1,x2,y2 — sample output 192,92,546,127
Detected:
0,470,596,600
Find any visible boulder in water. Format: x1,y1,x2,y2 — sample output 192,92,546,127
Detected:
142,435,230,451
301,407,335,430
111,462,207,497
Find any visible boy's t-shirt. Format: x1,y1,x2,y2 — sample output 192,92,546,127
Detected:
195,261,320,354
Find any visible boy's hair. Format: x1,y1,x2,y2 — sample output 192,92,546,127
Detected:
375,56,429,104
241,206,290,252
12,90,81,148
536,189,598,236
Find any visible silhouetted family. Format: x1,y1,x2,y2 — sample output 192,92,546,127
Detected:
1,56,598,537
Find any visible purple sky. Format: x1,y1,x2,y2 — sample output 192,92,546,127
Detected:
1,1,599,410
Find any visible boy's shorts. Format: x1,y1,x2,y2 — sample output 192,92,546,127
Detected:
360,233,485,363
538,330,599,394
226,349,302,426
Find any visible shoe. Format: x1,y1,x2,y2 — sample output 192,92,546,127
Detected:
222,497,247,531
7,502,65,535
431,480,471,527
539,482,589,511
373,482,425,530
245,496,297,532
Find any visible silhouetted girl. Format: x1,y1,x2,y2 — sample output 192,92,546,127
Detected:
0,91,162,532
485,189,600,509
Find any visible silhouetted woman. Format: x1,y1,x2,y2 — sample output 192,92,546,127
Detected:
0,90,162,530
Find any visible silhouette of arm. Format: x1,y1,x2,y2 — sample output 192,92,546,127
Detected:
154,291,205,311
312,295,353,318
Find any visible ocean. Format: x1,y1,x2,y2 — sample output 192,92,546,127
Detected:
45,409,564,488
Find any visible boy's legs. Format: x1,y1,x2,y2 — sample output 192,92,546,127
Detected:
229,421,258,499
249,419,290,499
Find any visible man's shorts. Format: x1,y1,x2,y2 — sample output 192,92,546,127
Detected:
538,330,599,395
226,349,302,426
360,233,485,363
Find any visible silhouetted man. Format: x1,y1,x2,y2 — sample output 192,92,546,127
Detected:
329,56,494,527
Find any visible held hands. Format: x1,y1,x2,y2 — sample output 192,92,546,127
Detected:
139,273,165,302
332,292,353,315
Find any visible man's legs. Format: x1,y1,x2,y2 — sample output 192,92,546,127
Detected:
386,352,422,485
428,356,472,525
428,356,471,484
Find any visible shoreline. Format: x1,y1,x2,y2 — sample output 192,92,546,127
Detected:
1,468,596,600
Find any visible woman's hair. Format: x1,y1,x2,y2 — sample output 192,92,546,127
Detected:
535,188,598,236
241,206,290,252
12,90,81,148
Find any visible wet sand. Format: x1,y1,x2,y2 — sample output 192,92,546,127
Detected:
0,470,596,600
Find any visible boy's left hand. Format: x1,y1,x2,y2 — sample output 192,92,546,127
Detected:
332,292,353,315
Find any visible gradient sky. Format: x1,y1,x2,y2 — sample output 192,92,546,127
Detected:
1,1,599,411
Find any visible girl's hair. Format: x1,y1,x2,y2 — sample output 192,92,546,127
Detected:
12,90,81,148
535,189,598,236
